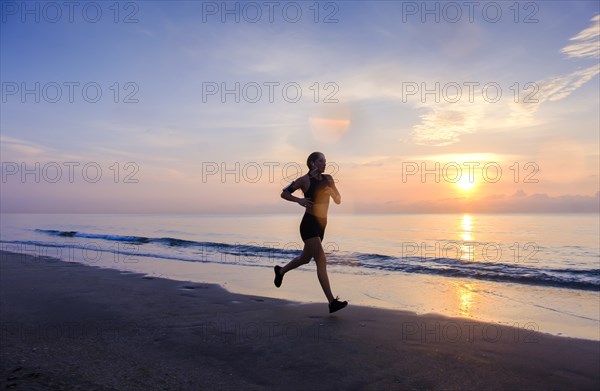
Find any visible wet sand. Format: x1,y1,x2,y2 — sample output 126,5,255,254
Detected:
1,251,598,390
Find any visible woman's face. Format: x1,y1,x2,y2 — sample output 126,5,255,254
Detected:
312,154,327,173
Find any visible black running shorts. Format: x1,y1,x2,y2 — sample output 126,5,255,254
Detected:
300,213,327,241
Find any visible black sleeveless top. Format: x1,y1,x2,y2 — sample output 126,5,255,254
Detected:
283,174,331,218
304,174,330,206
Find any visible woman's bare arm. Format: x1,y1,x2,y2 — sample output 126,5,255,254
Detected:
325,175,341,204
280,176,313,207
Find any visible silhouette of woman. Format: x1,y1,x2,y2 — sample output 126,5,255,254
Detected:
274,152,347,313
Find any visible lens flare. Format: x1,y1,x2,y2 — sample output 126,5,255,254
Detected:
309,116,350,143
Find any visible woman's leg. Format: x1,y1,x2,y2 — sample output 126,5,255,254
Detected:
279,243,312,275
304,237,335,304
275,236,345,310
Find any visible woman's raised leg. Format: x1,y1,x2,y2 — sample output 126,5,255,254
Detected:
280,244,312,275
274,241,312,287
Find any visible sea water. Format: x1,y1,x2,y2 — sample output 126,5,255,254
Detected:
1,213,598,340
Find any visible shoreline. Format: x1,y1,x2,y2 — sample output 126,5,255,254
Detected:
3,242,598,341
1,250,599,390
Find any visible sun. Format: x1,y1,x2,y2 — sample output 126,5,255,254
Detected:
456,174,476,191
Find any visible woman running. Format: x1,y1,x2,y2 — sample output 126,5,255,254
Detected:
274,152,348,313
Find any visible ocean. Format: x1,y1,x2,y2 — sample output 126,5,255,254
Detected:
1,213,599,339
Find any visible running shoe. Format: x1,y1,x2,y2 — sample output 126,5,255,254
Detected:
329,297,348,313
274,266,283,288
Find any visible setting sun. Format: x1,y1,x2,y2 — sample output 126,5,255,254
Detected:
456,175,477,191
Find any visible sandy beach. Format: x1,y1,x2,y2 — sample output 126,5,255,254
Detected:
1,250,598,390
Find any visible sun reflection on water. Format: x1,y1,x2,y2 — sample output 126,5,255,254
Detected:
459,214,475,261
456,282,476,317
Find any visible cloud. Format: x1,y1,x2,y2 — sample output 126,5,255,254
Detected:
1,136,48,158
509,64,600,123
412,15,600,146
540,65,600,102
411,105,484,146
561,15,600,59
355,191,600,213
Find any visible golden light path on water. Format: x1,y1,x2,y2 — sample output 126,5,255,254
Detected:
457,283,477,318
457,214,477,318
460,214,474,261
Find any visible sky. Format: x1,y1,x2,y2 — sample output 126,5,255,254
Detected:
1,0,599,213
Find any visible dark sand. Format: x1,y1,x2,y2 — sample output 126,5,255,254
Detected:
1,251,598,390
